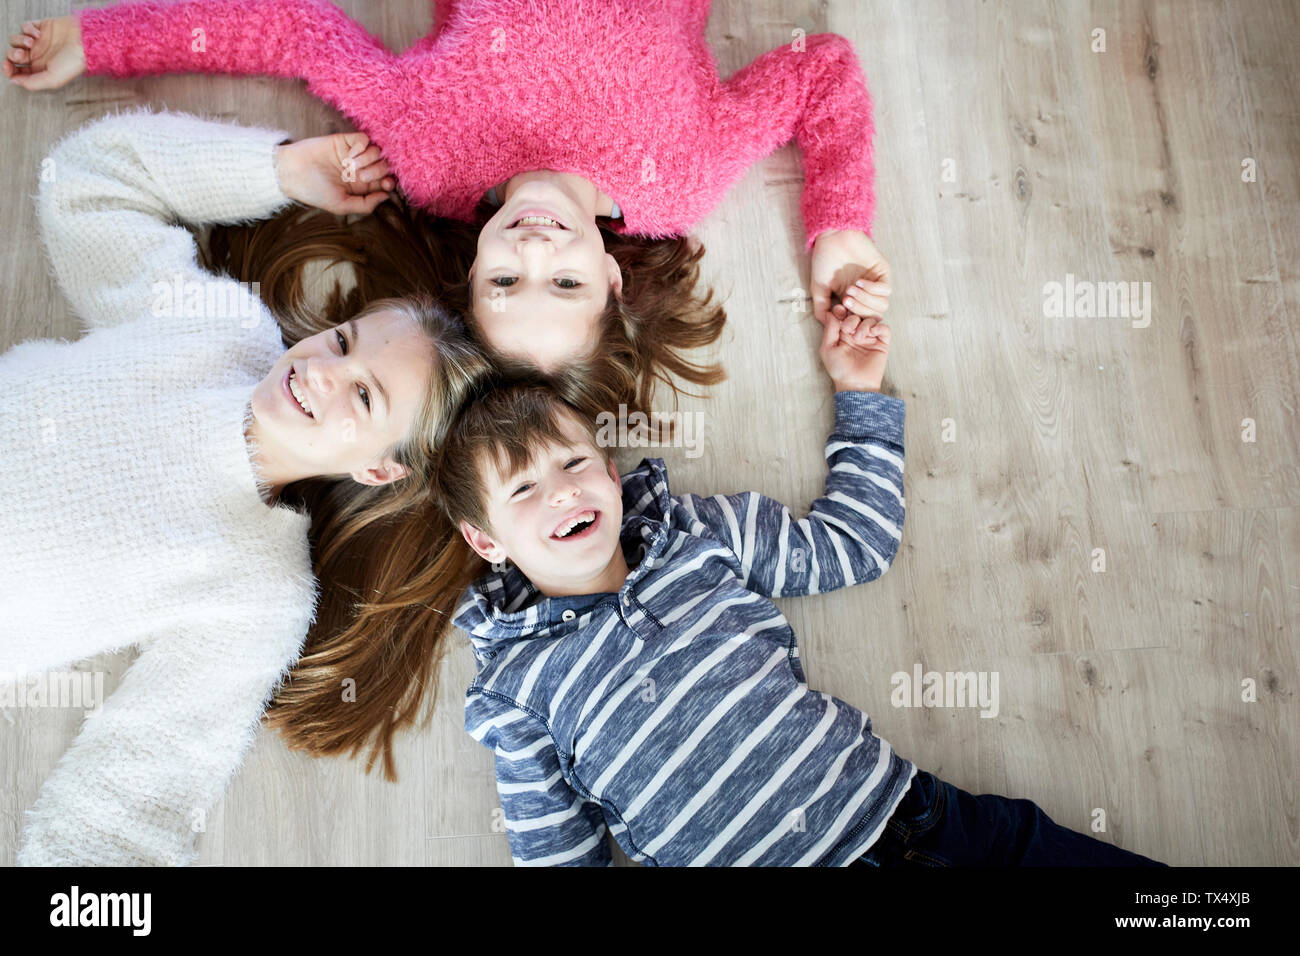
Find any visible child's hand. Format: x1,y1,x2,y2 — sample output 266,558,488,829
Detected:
810,229,892,343
5,17,85,90
274,132,395,216
818,311,891,393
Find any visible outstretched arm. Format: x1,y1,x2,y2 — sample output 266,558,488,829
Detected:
8,3,401,140
37,109,291,332
6,2,392,90
38,109,391,332
673,313,900,598
676,389,905,598
719,32,876,250
16,608,309,866
75,0,389,83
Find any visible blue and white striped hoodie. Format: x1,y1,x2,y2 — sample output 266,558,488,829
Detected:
455,390,914,866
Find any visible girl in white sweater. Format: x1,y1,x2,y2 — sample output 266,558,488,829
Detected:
2,109,488,865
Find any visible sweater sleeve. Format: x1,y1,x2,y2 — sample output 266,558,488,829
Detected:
15,610,306,866
37,109,292,332
717,32,876,249
77,0,388,82
465,690,613,867
673,390,905,597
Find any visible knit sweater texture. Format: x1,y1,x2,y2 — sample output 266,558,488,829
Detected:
2,109,318,866
76,0,877,249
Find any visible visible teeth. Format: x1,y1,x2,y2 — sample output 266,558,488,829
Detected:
515,215,562,228
555,511,595,538
288,371,312,415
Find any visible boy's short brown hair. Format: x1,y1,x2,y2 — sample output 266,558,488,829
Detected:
433,376,612,533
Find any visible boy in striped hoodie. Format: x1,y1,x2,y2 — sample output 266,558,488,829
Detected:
436,314,1163,866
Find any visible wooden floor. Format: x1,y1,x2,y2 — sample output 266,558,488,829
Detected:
2,0,1297,866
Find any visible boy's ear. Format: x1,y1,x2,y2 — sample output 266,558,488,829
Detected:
460,521,506,563
606,457,620,484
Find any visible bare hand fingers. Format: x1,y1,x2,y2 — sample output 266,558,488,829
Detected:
843,290,886,318
16,68,60,90
342,132,370,158
10,32,34,50
363,190,391,212
849,281,890,310
811,283,833,326
335,190,389,215
22,22,43,40
349,144,383,172
847,318,876,344
357,154,388,182
820,310,843,352
849,315,880,344
854,277,891,297
348,171,392,196
864,323,891,350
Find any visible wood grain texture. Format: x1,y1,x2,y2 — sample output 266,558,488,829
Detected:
0,0,1295,866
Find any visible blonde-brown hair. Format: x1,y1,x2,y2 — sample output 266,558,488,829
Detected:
203,210,489,781
200,194,727,776
233,195,728,426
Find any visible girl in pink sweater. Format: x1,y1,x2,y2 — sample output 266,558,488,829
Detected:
8,1,892,375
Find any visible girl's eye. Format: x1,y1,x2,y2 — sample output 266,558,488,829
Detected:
335,329,371,413
490,277,580,289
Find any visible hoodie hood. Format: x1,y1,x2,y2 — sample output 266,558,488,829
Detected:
453,458,675,664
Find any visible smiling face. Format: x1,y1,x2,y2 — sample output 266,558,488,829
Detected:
459,410,629,597
470,178,623,373
249,308,435,486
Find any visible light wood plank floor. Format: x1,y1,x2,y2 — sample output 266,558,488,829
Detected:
1,0,1296,866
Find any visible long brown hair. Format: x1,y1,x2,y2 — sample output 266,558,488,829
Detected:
203,209,489,781
223,196,728,424
199,194,727,777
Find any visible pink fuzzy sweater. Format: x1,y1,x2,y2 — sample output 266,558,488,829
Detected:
77,0,876,249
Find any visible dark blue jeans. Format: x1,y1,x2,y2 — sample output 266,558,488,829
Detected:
851,770,1166,866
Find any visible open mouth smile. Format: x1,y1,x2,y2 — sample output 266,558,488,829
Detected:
551,509,599,541
282,366,314,419
509,208,569,231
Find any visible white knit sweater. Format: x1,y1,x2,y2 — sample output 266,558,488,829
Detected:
2,110,320,866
